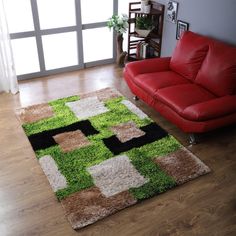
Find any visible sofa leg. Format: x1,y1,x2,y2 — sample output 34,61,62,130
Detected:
189,133,198,145
133,96,139,101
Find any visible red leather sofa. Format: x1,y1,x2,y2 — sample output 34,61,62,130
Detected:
124,31,236,142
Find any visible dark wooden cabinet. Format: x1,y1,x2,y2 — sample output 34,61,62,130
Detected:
127,1,165,61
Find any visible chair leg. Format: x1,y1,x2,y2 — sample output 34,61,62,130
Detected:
133,96,139,101
189,133,198,145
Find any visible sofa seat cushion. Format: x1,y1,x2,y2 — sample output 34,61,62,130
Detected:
155,84,216,117
195,40,236,97
170,31,209,81
133,71,190,95
183,96,236,121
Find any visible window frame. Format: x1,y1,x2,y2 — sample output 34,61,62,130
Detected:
8,0,118,80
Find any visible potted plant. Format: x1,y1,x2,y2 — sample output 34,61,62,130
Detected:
107,14,128,67
135,16,154,37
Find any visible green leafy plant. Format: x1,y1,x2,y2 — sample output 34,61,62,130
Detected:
107,14,129,34
136,16,153,30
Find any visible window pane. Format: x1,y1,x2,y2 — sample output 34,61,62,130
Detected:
11,37,40,75
4,0,34,33
83,27,113,63
81,0,113,24
42,32,78,70
37,0,76,29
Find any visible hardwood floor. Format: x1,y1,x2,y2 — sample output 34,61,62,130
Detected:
0,64,235,236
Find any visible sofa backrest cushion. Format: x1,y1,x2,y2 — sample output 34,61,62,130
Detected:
170,31,209,81
195,40,236,97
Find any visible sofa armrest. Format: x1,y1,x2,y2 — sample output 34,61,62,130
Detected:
124,57,171,78
183,95,236,121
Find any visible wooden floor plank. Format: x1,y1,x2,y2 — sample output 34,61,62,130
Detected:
0,64,235,236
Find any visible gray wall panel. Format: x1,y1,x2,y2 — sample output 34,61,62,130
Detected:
154,0,236,56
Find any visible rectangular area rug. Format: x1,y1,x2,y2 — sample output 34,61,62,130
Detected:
16,87,210,230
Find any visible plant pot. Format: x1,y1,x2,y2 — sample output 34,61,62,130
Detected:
135,28,152,37
141,0,149,12
116,34,127,67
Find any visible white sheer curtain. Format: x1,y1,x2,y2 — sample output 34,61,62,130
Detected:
0,0,18,94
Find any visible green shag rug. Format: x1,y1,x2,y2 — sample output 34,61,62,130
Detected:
16,87,210,230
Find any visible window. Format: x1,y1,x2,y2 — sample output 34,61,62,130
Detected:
4,0,120,79
37,0,76,29
11,37,40,75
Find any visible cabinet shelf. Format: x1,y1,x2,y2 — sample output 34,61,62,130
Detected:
130,9,163,15
127,1,165,61
129,32,161,39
